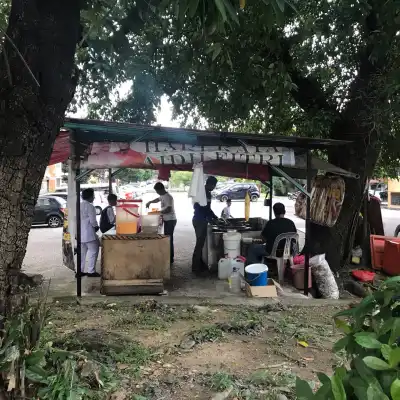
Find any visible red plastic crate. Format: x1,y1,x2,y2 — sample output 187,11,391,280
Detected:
370,235,400,270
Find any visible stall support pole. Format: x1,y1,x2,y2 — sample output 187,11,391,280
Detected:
304,150,312,296
269,167,273,220
76,160,82,298
108,168,112,193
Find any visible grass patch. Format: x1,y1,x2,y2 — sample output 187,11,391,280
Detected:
203,369,296,399
53,328,155,378
190,325,225,343
208,372,235,391
274,315,334,344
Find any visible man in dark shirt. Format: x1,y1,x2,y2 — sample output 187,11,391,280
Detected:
192,176,218,274
246,202,297,265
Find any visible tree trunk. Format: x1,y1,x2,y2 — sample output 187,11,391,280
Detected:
308,120,381,271
0,0,80,317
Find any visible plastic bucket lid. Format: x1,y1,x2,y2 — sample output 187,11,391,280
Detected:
245,264,268,274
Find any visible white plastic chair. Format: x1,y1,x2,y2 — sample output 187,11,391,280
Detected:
265,233,299,284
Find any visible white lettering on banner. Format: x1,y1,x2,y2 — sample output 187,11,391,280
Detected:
131,142,294,166
81,141,295,168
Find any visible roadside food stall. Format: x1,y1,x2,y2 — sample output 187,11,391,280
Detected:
50,118,358,297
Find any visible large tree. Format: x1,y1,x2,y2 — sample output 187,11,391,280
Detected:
0,0,287,314
86,0,400,269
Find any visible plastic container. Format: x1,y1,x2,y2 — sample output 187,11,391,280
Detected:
231,256,245,276
142,212,161,234
218,258,232,280
245,263,268,286
291,264,312,290
218,256,245,280
223,232,241,258
116,200,142,234
229,267,242,293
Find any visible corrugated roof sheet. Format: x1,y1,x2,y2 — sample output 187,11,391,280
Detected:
65,118,351,150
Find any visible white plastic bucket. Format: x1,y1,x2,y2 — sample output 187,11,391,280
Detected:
223,232,241,258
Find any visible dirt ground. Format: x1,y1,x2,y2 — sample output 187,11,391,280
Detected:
43,299,346,399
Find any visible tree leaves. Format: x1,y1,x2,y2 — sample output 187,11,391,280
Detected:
354,332,382,349
295,377,314,399
331,372,347,400
363,356,392,371
391,379,400,400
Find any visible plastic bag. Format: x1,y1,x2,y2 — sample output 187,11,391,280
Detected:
309,254,339,299
188,163,207,206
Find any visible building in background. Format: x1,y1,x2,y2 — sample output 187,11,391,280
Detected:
40,163,66,193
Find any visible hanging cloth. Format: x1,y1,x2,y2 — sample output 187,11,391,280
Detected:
188,163,207,206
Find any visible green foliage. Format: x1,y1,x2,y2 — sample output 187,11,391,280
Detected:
170,171,193,187
296,277,400,399
0,296,114,399
116,168,154,184
189,325,225,343
273,177,297,196
76,0,400,179
208,371,235,391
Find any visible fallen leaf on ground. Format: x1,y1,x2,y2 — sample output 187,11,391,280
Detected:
117,363,129,370
297,340,309,348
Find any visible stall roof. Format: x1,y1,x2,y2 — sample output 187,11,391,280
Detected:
64,118,351,150
50,118,358,180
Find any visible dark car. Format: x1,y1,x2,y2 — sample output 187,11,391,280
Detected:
215,183,260,202
33,196,65,228
42,192,68,201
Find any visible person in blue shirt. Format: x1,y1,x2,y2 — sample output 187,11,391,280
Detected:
192,176,218,275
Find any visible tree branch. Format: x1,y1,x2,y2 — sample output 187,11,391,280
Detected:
280,39,338,116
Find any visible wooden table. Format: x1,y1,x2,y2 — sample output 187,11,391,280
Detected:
101,233,170,295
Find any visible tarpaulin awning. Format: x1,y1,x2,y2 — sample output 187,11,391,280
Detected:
49,118,359,180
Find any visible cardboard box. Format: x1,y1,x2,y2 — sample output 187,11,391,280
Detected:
244,278,281,298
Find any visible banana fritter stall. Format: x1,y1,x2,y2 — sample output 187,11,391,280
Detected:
50,118,357,297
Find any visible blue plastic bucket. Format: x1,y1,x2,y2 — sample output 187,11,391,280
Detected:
245,263,268,286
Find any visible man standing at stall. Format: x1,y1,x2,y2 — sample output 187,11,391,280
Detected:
80,188,101,277
192,176,218,275
146,182,177,265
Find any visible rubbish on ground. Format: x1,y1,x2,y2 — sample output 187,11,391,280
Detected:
351,246,362,265
351,270,375,282
310,254,339,299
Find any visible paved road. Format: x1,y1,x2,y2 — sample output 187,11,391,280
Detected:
22,193,400,281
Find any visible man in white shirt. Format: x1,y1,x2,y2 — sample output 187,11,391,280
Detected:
146,182,177,264
80,188,100,277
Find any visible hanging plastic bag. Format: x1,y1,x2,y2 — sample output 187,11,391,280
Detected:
188,163,207,206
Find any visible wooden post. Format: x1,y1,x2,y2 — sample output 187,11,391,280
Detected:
304,150,311,296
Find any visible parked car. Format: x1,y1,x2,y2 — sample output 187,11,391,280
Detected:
33,196,65,228
214,183,260,202
44,191,105,215
42,192,68,201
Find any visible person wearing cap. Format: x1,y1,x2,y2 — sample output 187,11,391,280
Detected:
192,176,219,275
246,202,297,265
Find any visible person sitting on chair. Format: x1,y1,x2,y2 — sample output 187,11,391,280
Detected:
246,202,297,265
